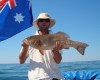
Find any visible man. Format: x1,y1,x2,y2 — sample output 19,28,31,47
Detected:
19,13,65,80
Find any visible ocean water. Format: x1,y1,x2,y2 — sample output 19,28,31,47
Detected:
0,60,100,80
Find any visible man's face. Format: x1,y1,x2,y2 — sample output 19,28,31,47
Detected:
37,19,50,30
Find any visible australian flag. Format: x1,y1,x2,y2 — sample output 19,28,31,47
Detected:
0,0,33,41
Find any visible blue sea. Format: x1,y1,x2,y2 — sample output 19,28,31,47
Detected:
0,60,100,80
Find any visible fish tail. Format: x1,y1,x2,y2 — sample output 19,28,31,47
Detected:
75,42,88,55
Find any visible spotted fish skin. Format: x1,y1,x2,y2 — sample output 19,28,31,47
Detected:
23,32,88,55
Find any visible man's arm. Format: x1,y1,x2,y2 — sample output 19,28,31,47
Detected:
19,42,29,64
52,50,62,64
52,41,63,64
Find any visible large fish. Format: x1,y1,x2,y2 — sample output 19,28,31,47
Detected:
23,32,88,55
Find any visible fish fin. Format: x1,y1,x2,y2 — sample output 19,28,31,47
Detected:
63,46,69,49
56,32,70,38
64,47,69,49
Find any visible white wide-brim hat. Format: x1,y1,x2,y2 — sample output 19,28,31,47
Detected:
33,13,56,28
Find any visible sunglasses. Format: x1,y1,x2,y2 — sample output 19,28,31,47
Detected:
38,19,50,22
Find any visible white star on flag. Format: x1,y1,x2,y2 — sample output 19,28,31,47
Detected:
14,13,24,23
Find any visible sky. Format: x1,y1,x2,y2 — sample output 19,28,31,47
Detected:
0,0,100,64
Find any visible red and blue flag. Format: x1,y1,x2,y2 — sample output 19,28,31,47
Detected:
0,0,33,41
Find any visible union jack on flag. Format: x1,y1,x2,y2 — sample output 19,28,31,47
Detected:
0,0,33,41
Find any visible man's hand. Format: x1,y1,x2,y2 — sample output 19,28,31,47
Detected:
52,41,63,52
